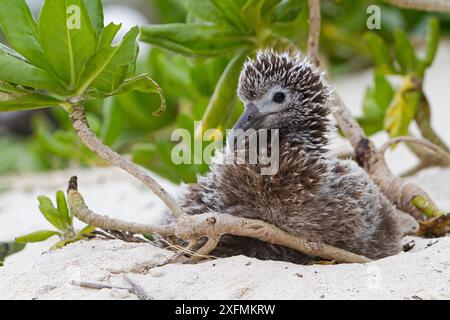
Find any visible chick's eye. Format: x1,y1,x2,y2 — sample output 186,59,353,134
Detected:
273,92,285,103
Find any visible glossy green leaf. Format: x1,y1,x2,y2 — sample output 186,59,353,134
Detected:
99,22,122,48
38,0,97,88
417,18,440,77
210,0,249,32
195,50,248,139
75,225,96,240
76,26,139,95
99,98,123,146
393,29,417,74
364,32,395,74
0,92,63,112
83,0,104,36
140,24,250,57
38,195,68,231
15,230,61,244
0,241,26,262
56,190,72,225
273,0,302,22
185,0,224,24
0,81,27,94
357,74,394,135
0,48,63,92
0,0,49,69
242,0,265,31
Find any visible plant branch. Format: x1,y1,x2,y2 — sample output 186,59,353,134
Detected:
380,136,450,162
304,2,446,222
67,103,183,218
307,0,321,66
68,177,371,264
67,176,174,236
330,93,436,220
383,0,450,13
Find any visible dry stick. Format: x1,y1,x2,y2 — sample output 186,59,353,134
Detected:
123,275,153,300
307,0,321,66
72,279,153,300
68,103,184,218
67,177,371,264
383,0,450,12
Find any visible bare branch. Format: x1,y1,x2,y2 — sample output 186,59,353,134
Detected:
307,0,321,66
174,213,371,264
68,103,184,218
383,0,450,13
330,92,437,220
67,176,174,236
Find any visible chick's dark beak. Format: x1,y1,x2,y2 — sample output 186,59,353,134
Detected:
228,103,263,146
232,103,261,132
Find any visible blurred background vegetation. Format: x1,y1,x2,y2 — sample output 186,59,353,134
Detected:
1,0,449,183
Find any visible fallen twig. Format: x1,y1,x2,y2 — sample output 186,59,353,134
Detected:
123,275,153,300
72,278,153,300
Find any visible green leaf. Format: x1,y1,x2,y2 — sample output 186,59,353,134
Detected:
38,0,97,89
0,91,63,112
384,76,421,137
99,98,123,146
38,195,68,231
271,2,307,40
0,0,49,69
56,190,72,225
195,50,248,139
0,48,64,93
75,225,96,240
0,241,26,262
417,18,440,77
273,0,302,22
76,26,139,95
99,22,122,48
15,230,61,244
364,32,395,74
393,29,417,74
242,0,265,31
358,74,394,136
210,0,249,32
185,0,224,24
140,24,250,57
83,0,103,36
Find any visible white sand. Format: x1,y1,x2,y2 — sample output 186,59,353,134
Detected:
0,42,449,300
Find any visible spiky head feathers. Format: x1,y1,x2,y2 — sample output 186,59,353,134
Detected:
236,50,332,151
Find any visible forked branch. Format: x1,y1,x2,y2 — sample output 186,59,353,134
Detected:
67,177,371,264
304,7,447,222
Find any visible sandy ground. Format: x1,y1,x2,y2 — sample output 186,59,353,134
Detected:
0,165,449,300
0,42,449,300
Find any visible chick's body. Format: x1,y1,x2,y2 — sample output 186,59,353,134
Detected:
181,50,402,263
